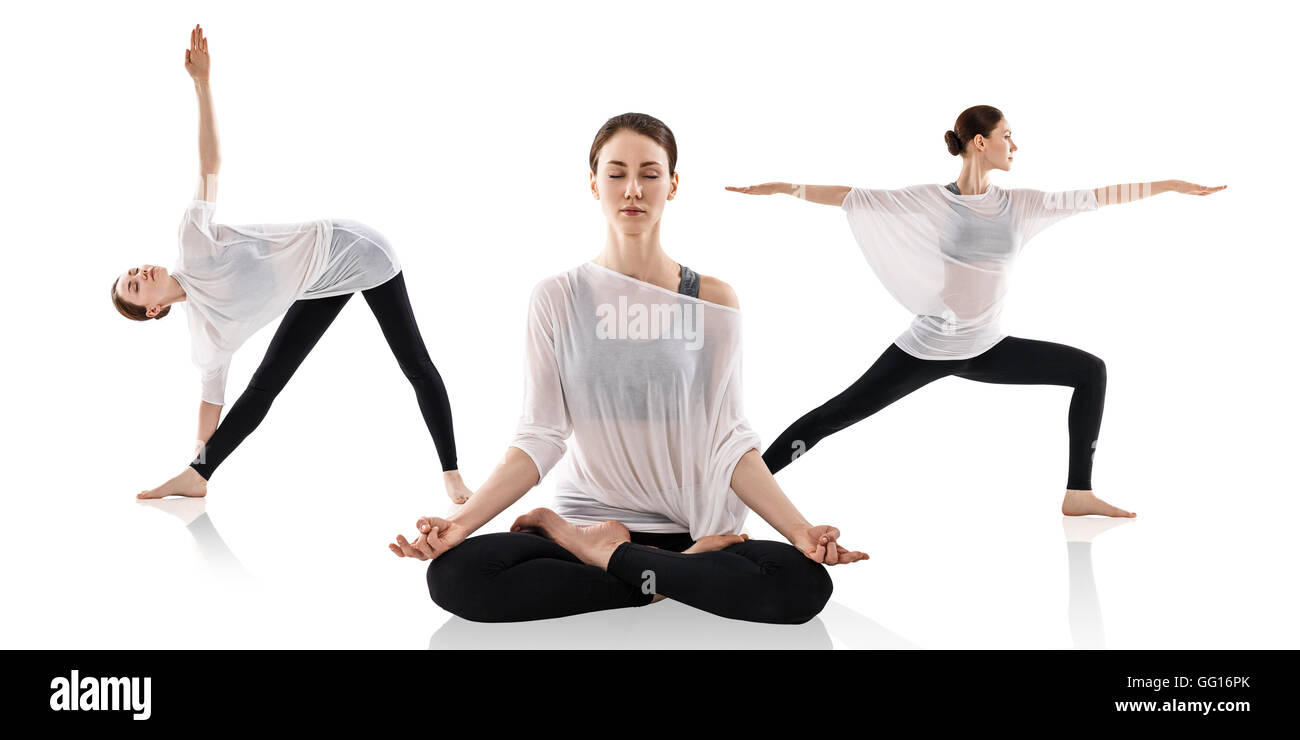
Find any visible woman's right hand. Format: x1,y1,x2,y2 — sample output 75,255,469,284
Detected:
185,24,211,81
724,182,792,196
388,516,468,561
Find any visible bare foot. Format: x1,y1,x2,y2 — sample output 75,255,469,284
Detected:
511,508,631,569
1062,489,1135,518
509,507,571,540
137,467,208,499
560,520,632,570
443,470,472,505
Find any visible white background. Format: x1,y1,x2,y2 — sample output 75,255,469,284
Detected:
1,0,1293,649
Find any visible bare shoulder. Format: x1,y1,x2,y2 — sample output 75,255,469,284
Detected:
697,274,740,310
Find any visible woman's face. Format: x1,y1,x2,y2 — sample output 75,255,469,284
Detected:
115,264,170,317
976,118,1017,170
590,129,677,233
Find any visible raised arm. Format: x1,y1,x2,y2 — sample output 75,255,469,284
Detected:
725,182,852,207
185,24,220,201
1092,179,1226,207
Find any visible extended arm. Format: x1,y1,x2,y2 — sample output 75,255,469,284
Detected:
447,447,540,533
1093,179,1226,207
730,449,868,564
186,25,220,201
725,182,851,206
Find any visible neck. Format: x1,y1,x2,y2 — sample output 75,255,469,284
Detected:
954,157,995,195
594,223,678,289
161,275,187,305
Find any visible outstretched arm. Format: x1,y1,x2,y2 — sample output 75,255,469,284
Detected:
730,449,868,565
1093,179,1226,207
726,182,852,207
185,24,220,201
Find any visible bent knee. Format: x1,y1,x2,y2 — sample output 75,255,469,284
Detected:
1078,352,1106,388
753,543,834,624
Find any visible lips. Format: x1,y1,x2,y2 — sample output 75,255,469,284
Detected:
621,208,645,214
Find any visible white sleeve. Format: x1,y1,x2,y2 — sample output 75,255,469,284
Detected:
178,199,220,256
508,281,572,485
199,358,230,407
1009,188,1099,247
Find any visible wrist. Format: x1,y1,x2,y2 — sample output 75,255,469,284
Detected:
775,518,813,541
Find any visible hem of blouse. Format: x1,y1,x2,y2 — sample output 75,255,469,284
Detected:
559,513,691,534
583,260,742,314
893,334,1008,362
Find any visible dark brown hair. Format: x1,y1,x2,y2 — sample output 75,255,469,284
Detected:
111,275,170,321
945,105,1004,156
588,112,678,176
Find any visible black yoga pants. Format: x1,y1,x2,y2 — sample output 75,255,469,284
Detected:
189,271,458,479
762,336,1106,490
426,530,834,624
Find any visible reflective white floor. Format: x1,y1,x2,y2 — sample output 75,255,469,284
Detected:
7,447,1296,649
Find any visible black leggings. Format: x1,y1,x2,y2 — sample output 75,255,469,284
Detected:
762,336,1106,490
426,530,833,624
190,271,458,479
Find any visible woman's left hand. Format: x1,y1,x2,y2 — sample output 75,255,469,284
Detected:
1168,180,1227,196
185,24,211,81
791,525,868,566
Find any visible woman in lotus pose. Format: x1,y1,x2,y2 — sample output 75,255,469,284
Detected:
389,113,866,624
728,104,1226,518
114,25,469,503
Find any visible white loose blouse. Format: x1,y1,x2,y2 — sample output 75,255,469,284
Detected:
841,183,1099,360
170,201,400,405
509,261,763,540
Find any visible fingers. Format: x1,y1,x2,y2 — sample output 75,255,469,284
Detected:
416,516,448,533
394,534,425,560
805,540,827,564
835,544,870,564
412,533,437,559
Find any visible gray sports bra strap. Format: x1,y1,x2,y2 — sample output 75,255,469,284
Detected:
678,264,700,298
945,181,962,195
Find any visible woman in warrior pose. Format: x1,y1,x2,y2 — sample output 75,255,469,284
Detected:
728,104,1226,519
389,113,866,624
114,26,470,503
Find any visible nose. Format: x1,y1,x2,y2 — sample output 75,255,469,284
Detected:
624,179,642,198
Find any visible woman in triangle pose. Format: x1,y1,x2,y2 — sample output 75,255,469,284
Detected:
113,25,470,503
728,105,1226,518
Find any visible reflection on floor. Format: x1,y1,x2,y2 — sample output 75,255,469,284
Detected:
138,499,251,579
137,498,1131,649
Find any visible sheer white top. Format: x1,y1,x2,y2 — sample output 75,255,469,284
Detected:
841,183,1099,360
509,261,762,539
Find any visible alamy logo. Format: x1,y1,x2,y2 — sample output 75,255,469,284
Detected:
49,669,151,720
595,296,703,350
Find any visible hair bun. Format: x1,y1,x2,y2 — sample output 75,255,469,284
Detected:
944,130,964,156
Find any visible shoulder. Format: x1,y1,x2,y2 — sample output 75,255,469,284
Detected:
697,274,740,310
525,268,580,320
